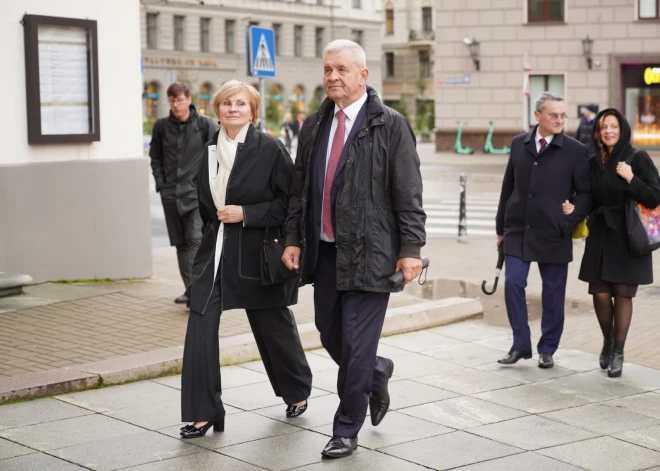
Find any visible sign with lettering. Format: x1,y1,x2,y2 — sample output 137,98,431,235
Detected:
143,56,219,68
644,67,660,86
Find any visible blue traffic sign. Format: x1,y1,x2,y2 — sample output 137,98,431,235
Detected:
248,27,276,77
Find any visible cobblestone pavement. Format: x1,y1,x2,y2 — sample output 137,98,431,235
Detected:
5,321,660,470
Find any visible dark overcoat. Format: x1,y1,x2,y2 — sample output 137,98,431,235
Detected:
579,108,660,286
187,125,298,314
496,126,591,264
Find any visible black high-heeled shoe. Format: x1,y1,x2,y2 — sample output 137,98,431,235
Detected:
179,418,225,438
600,331,614,370
286,400,308,418
180,424,194,432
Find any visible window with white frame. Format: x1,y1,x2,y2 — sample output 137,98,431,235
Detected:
200,18,210,52
639,0,659,18
173,15,185,51
528,0,564,22
147,13,157,49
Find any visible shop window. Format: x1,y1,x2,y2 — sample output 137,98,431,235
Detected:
294,25,303,57
639,0,659,19
386,4,394,35
386,52,394,78
174,15,185,51
144,81,160,133
527,75,565,128
199,83,213,116
315,27,324,58
225,20,235,53
147,13,158,49
200,18,210,52
624,65,660,148
528,0,564,22
292,85,305,113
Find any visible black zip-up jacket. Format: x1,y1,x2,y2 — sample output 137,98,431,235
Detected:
283,87,426,293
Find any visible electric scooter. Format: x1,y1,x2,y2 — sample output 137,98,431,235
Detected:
454,121,473,154
483,121,511,154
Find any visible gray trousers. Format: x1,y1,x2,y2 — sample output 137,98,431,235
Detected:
175,210,202,288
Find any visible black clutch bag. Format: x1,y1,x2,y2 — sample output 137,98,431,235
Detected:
261,204,299,285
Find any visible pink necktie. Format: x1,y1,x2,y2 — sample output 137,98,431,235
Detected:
322,111,347,240
539,138,547,152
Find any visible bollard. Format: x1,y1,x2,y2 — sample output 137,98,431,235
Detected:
458,172,467,242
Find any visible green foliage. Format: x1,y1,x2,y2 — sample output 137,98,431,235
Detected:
265,97,282,131
415,99,434,135
391,100,409,121
55,278,113,284
143,116,156,135
309,89,323,115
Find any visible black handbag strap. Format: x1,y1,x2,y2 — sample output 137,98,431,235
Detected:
263,200,274,241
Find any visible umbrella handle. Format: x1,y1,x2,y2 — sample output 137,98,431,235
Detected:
481,268,501,295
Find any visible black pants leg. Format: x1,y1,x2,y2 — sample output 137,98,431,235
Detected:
314,241,390,439
181,278,225,423
176,209,203,288
246,307,313,405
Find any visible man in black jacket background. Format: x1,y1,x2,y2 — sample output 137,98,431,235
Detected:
575,104,598,156
495,92,591,369
150,82,218,305
282,40,425,459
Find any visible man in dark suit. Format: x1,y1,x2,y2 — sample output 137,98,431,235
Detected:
575,104,598,156
495,91,591,369
282,40,425,458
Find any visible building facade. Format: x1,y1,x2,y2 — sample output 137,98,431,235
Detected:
434,0,660,151
381,0,435,133
140,0,384,129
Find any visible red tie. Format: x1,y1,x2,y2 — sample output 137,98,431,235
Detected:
539,137,547,152
322,110,347,240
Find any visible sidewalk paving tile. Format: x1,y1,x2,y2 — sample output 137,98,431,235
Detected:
0,452,87,470
452,451,586,470
603,392,660,419
312,411,452,449
427,321,509,342
424,343,505,367
0,398,92,431
104,398,186,430
615,425,660,452
254,393,340,429
379,430,522,470
0,438,34,460
541,403,660,435
388,379,458,409
537,436,660,471
119,450,267,470
473,383,591,413
310,368,340,394
611,364,660,391
413,367,524,395
381,331,465,353
398,396,527,430
476,362,578,384
159,411,300,450
291,449,429,470
552,349,602,373
540,371,649,402
0,414,143,451
468,415,597,451
386,353,463,379
56,381,180,413
52,430,200,471
222,384,329,411
218,430,342,471
473,335,512,352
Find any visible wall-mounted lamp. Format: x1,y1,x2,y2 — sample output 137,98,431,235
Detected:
463,37,480,71
582,35,594,70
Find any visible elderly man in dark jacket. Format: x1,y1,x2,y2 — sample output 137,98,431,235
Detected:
575,104,598,156
282,40,425,459
150,82,217,305
495,91,591,369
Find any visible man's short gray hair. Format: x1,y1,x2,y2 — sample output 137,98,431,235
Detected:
323,40,367,68
535,91,564,112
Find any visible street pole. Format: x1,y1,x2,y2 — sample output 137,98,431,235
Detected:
259,77,266,132
458,173,468,242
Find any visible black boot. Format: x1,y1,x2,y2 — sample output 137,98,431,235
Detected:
599,331,614,370
608,341,625,378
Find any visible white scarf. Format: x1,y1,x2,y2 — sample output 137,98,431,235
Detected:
212,123,250,209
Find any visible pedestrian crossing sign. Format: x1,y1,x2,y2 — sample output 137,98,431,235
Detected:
248,26,276,77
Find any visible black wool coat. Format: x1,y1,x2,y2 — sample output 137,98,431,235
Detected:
496,127,591,264
187,125,298,314
579,108,660,286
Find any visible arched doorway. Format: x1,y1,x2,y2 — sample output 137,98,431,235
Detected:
267,84,285,128
291,85,305,113
309,86,324,114
199,82,213,116
144,81,160,119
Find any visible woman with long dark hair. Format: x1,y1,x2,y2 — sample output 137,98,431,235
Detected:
565,108,660,377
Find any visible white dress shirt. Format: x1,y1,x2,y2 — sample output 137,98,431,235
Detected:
320,92,368,242
535,129,554,153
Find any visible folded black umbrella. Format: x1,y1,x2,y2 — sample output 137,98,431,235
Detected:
481,244,504,295
389,257,430,287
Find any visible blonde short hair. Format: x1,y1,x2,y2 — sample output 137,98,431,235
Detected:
211,80,260,125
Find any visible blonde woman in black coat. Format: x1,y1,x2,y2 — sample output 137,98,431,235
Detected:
179,80,312,438
565,108,660,377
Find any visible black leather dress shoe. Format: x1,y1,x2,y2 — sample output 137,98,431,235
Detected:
286,400,308,418
497,349,532,365
175,294,189,305
538,353,554,368
370,358,394,426
321,436,358,458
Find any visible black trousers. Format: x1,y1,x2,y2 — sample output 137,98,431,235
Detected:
173,209,202,288
181,275,313,422
314,241,390,438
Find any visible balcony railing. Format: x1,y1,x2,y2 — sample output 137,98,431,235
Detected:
409,29,435,41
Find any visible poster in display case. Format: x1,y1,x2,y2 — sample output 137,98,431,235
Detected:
23,15,100,144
